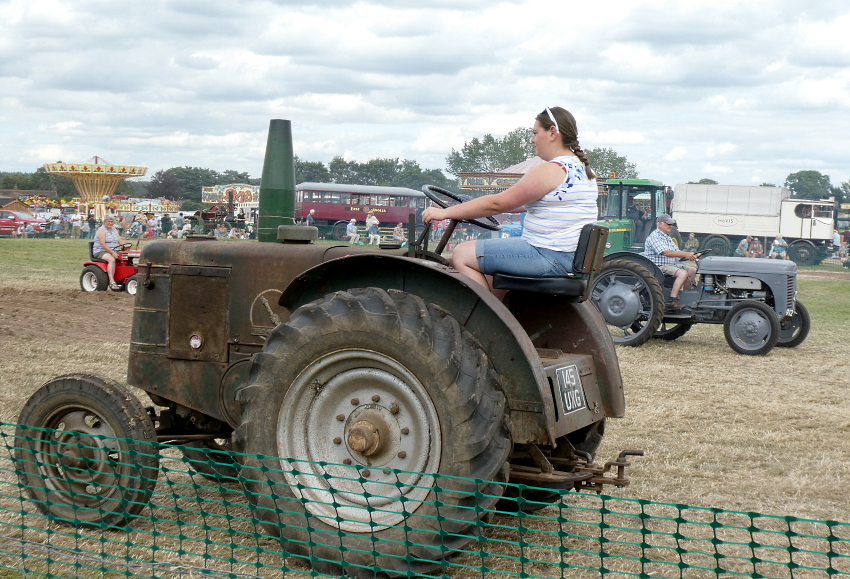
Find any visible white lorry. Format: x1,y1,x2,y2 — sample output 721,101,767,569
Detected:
671,184,836,265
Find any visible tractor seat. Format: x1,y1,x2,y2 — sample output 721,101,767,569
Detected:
491,224,609,301
89,242,107,263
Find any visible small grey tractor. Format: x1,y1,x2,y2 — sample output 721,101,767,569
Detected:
590,250,809,355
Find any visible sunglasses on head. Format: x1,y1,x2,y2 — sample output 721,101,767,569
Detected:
545,107,559,134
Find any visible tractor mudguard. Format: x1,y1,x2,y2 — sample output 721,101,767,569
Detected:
280,253,625,446
603,251,664,283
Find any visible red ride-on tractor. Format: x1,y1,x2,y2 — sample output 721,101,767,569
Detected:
80,242,141,295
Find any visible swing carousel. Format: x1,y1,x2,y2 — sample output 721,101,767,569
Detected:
44,156,147,218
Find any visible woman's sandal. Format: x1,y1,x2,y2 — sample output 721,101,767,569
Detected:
110,283,122,291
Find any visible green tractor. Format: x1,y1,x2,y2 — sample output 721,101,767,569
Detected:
598,178,672,253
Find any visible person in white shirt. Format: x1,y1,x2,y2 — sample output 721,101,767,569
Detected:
421,106,597,295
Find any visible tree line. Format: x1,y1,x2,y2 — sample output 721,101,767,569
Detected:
3,130,846,207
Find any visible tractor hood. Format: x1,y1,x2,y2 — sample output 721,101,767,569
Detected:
697,256,797,276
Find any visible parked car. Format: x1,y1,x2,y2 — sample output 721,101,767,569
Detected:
0,210,47,237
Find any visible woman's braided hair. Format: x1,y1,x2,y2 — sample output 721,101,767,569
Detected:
536,106,597,179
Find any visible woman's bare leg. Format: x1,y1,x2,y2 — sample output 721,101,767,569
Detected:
450,241,489,289
105,254,117,285
451,241,508,299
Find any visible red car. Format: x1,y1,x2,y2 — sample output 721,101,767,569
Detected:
0,210,47,237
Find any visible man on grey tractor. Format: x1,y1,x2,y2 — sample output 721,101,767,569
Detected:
642,214,697,310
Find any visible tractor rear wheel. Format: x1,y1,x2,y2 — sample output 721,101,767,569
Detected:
777,300,810,348
654,321,693,341
182,438,239,480
14,374,159,527
723,301,780,355
590,260,664,346
80,266,107,292
234,287,511,578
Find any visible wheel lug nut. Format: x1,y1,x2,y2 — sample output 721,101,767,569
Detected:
401,427,409,435
343,458,352,465
362,469,371,477
397,451,406,459
336,414,345,421
351,398,359,405
333,437,342,444
390,404,399,414
372,395,380,402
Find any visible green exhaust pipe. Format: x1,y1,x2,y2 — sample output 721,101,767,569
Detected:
257,119,296,243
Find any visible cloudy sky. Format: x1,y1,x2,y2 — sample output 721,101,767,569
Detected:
2,0,849,189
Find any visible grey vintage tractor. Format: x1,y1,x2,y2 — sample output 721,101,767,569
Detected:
589,251,810,355
14,120,640,578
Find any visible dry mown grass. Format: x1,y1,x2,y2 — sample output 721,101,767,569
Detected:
0,238,847,578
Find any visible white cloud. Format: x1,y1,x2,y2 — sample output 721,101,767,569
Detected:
664,147,688,162
0,0,849,187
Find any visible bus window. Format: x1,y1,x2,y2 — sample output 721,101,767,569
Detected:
331,193,350,204
413,198,426,209
373,195,390,206
296,191,303,202
352,194,369,205
393,196,409,207
302,190,321,202
321,192,351,204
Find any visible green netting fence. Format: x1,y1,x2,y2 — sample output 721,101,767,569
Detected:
0,422,847,579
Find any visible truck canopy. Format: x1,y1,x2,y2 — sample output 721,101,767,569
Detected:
672,184,790,217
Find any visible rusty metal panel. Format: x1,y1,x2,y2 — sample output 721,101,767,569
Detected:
128,352,229,424
505,295,625,418
168,268,230,363
540,354,605,438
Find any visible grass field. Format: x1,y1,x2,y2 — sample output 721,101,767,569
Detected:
0,237,848,525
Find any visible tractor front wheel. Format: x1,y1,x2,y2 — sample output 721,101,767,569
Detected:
723,301,780,355
124,274,139,296
777,300,810,348
234,287,511,578
14,374,159,527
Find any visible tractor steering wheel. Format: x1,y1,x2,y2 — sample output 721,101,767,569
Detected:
422,185,501,232
695,248,712,259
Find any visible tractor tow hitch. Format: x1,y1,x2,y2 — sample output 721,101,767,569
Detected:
509,449,644,493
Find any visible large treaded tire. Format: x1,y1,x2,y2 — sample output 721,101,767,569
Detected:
777,300,810,348
789,242,820,266
590,259,664,347
14,374,159,527
234,287,511,578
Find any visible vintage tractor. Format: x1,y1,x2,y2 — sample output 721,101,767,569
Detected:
589,251,810,355
15,120,640,578
79,242,141,295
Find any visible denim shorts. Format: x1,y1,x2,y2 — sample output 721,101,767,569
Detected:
476,237,575,277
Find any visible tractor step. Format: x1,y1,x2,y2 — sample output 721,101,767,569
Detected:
509,449,644,493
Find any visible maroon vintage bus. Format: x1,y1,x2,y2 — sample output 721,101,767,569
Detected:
296,183,426,239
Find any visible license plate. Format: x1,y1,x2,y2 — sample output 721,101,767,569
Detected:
556,365,587,415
